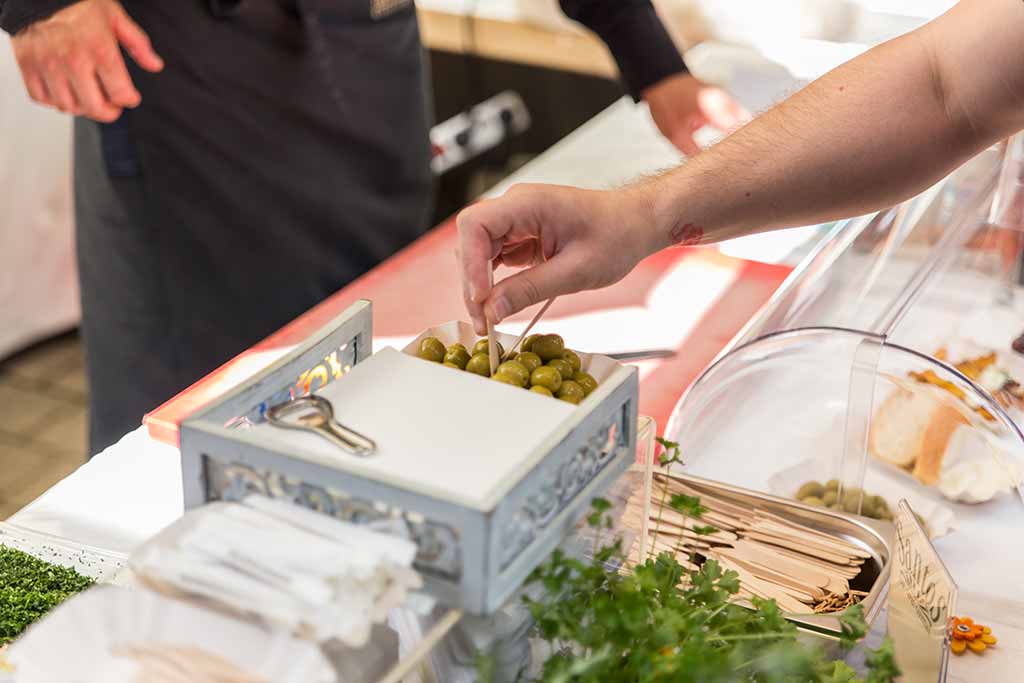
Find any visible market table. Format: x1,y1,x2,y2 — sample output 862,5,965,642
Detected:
12,50,1024,681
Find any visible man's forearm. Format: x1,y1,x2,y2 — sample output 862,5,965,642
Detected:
639,0,1024,253
640,33,973,251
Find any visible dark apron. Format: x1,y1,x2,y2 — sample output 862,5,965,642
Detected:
75,0,433,453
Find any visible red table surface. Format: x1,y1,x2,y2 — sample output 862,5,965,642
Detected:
145,219,792,447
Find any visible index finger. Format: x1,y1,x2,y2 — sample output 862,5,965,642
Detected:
97,48,142,109
456,203,503,334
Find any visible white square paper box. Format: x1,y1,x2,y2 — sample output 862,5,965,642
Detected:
180,302,639,615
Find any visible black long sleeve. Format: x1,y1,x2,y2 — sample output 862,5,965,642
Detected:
558,0,686,100
1,0,82,34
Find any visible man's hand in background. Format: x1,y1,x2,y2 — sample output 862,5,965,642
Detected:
644,73,748,156
11,0,163,122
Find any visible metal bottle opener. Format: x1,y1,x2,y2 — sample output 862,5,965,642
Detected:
266,395,377,456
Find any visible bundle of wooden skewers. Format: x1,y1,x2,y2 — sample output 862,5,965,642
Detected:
623,473,871,614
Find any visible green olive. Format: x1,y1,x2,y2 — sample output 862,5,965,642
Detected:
517,352,542,374
821,491,838,507
530,385,554,397
547,358,574,381
802,496,825,507
796,482,825,500
505,351,518,362
447,342,467,353
522,334,542,353
533,334,565,362
561,349,582,374
878,507,894,521
417,337,446,363
870,495,889,512
825,479,840,492
466,353,492,377
442,361,462,369
492,372,522,386
472,339,505,357
530,366,563,392
842,489,864,514
573,371,599,396
497,360,531,387
444,347,470,369
556,380,585,404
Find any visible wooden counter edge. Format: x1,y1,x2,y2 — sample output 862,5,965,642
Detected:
417,7,619,80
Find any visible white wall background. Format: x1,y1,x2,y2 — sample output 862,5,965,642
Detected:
0,37,78,361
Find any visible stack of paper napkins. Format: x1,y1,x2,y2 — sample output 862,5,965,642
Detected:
130,495,422,646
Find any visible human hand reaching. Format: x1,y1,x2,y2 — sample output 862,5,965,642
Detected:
644,73,748,156
10,0,164,122
457,183,663,335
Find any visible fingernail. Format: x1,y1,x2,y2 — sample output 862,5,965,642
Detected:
468,283,479,303
491,296,510,322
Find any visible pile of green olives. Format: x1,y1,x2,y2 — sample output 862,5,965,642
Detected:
794,480,894,521
414,333,600,404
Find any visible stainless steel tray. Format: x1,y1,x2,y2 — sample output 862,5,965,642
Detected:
659,474,892,640
0,521,128,583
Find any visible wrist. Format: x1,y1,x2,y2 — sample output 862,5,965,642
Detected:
627,174,711,257
619,180,666,260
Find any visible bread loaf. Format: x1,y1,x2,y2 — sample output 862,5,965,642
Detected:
868,386,967,484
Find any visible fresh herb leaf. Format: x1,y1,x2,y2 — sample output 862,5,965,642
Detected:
0,545,94,645
500,486,901,682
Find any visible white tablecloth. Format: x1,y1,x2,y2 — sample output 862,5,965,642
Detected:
12,427,181,553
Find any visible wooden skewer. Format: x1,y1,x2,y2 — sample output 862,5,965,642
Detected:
623,508,739,544
375,608,463,683
745,521,870,559
751,513,871,557
652,478,757,523
740,531,855,566
712,549,826,599
501,298,556,362
734,541,862,579
485,269,499,376
727,542,841,587
719,560,809,613
646,530,713,552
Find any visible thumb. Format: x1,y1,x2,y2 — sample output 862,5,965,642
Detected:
111,5,164,73
671,120,702,156
486,257,567,324
699,87,748,132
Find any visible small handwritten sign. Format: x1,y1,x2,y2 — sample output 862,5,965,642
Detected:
887,500,957,683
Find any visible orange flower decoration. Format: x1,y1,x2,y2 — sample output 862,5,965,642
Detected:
950,616,998,655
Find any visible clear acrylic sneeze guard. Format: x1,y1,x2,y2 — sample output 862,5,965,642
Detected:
659,143,1024,663
667,142,1024,512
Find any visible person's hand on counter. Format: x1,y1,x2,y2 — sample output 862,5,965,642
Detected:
459,0,1024,331
10,0,164,121
644,73,749,156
